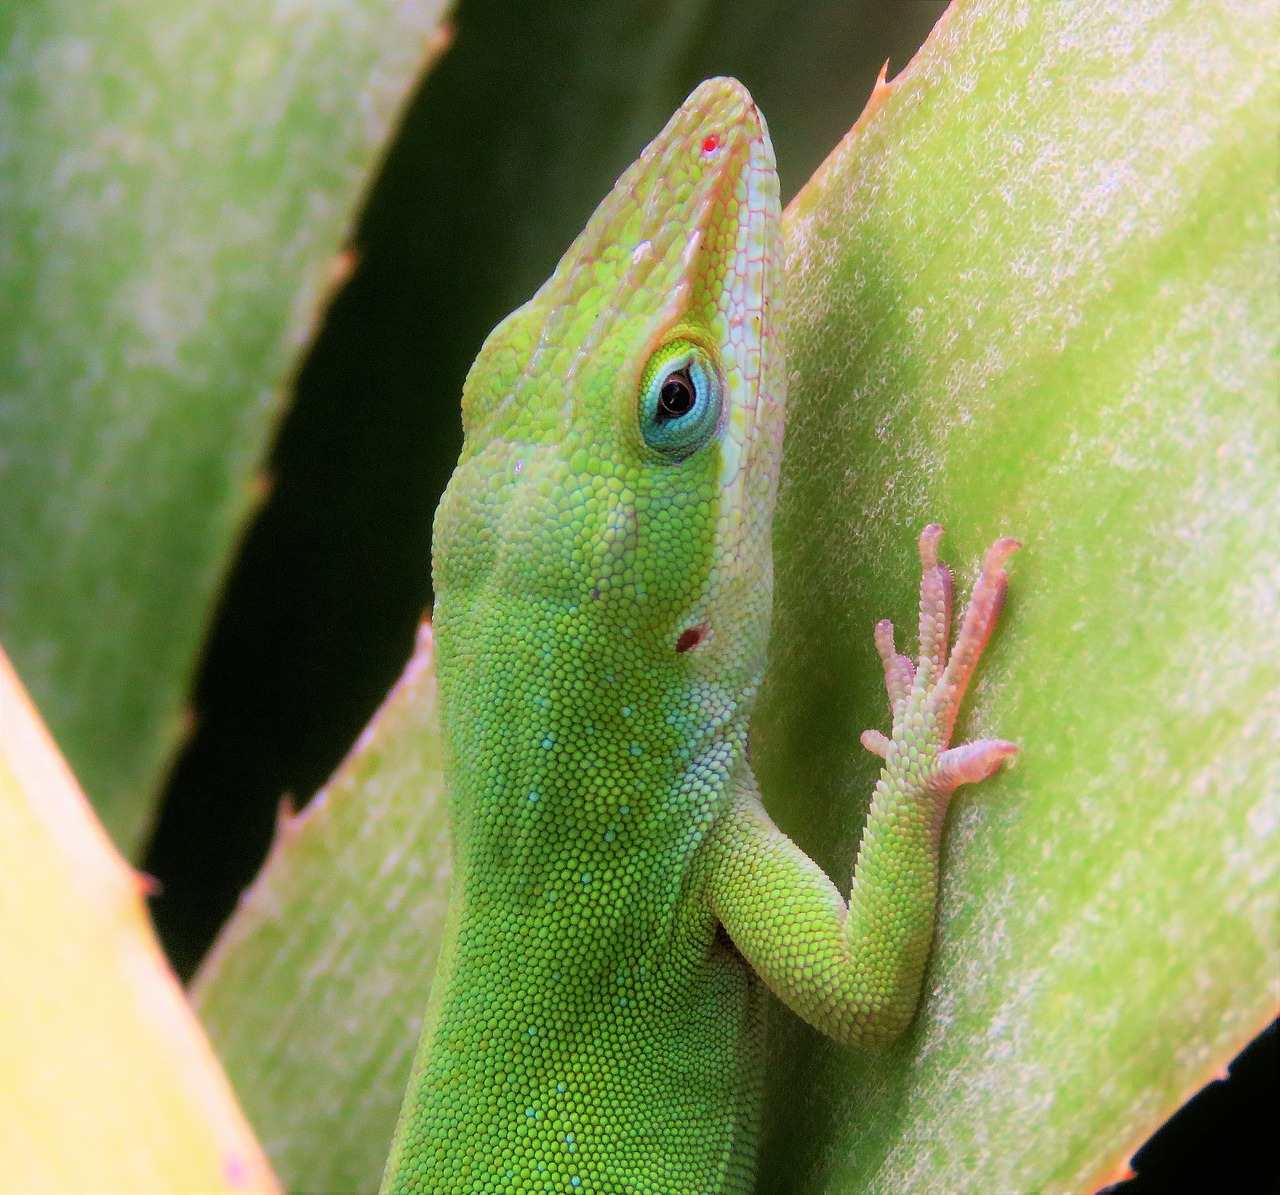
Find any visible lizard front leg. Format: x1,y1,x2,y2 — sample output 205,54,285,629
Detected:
706,526,1019,1046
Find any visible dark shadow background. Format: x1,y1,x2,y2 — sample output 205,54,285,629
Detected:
141,0,1278,1189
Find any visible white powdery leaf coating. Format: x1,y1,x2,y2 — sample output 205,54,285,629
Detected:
757,0,1278,1192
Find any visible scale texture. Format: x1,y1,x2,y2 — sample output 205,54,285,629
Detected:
382,77,1015,1194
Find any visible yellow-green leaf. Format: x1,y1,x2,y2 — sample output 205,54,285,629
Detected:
0,646,279,1194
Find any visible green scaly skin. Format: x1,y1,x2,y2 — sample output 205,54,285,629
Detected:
382,78,1018,1194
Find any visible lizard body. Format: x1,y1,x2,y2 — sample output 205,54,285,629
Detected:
383,77,1016,1194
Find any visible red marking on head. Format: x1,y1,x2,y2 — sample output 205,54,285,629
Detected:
675,624,708,654
701,134,720,155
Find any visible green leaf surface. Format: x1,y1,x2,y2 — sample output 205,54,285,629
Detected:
0,0,451,855
754,1,1279,1190
194,0,1277,1191
194,623,449,1195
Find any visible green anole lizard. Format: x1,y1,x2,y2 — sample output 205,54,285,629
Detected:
382,77,1018,1194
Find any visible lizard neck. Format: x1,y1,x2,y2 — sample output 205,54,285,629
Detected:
434,574,753,926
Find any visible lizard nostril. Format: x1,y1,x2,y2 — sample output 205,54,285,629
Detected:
675,624,709,654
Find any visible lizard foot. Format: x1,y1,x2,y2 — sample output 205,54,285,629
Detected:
859,525,1019,798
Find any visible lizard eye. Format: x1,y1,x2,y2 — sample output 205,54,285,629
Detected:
638,339,722,461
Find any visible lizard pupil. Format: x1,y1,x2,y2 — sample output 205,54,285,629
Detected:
638,340,720,459
658,371,695,420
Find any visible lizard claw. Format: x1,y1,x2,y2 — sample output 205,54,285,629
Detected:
927,529,1020,744
916,524,954,683
863,526,1019,791
873,620,915,720
860,729,892,759
931,738,1019,795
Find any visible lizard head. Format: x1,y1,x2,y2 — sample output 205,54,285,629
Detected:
434,77,784,707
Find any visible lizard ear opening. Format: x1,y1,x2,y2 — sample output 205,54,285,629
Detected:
638,338,723,462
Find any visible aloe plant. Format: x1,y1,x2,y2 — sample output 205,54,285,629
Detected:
0,648,279,1193
0,0,452,856
195,0,1278,1191
2,0,1275,1192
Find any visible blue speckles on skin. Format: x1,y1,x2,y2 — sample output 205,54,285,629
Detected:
387,77,784,1195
